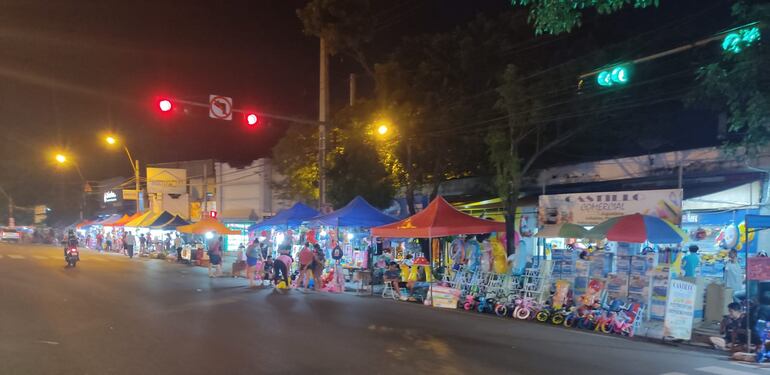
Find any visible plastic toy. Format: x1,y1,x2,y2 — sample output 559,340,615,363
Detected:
449,238,466,270
463,294,477,311
552,280,570,309
491,237,508,274
513,297,536,320
756,320,770,363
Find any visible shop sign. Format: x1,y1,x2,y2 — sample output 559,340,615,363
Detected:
103,191,118,203
663,279,696,340
747,257,770,281
123,189,138,201
147,168,187,195
538,188,683,226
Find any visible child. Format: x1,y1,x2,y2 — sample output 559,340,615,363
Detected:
710,302,748,351
383,262,403,299
263,255,274,285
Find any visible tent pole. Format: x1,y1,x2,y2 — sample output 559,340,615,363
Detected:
746,227,751,352
429,236,434,308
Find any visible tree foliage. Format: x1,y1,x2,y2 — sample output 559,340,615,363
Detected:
693,1,770,154
271,124,320,206
512,0,659,35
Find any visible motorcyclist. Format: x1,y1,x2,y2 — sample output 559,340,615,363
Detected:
65,230,78,257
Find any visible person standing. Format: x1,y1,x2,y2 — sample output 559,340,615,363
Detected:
208,236,223,278
105,233,113,252
245,240,260,288
682,245,701,278
724,249,745,301
139,232,147,253
96,232,104,251
312,243,326,291
297,243,314,289
174,235,184,262
125,231,136,259
145,233,152,253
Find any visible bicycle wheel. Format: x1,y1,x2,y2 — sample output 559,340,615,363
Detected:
535,311,550,323
495,305,508,317
514,307,530,320
564,315,577,328
551,313,565,325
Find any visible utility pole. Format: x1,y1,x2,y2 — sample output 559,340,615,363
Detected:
0,187,13,227
349,73,356,107
203,161,209,217
135,159,141,213
319,37,329,209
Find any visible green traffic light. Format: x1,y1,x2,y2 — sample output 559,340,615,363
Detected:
597,65,630,87
722,26,761,54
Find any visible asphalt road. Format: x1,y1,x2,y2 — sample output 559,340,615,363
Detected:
0,243,766,375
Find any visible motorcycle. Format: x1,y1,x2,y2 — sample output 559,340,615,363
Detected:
65,245,80,267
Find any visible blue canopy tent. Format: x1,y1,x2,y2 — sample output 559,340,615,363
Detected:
146,211,175,228
310,196,397,228
153,215,190,230
248,202,319,231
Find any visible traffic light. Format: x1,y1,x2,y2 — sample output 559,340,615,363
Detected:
597,65,630,87
722,24,761,54
245,113,259,126
158,98,173,112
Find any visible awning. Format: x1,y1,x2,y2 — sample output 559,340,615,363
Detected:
153,215,190,230
309,196,397,228
124,211,155,227
248,202,319,231
371,196,505,238
177,217,240,235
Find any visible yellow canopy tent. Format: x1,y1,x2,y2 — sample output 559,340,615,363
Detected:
176,217,240,235
124,211,154,227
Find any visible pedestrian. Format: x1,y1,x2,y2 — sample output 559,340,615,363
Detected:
710,302,748,351
139,232,147,253
682,245,700,278
312,243,326,291
96,232,103,251
724,249,745,302
263,255,274,283
208,236,223,278
245,240,260,288
125,231,136,259
165,233,172,253
274,245,293,289
174,234,184,262
145,233,152,253
105,233,113,252
297,243,314,288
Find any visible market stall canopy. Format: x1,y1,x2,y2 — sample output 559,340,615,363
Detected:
177,217,240,235
124,211,155,227
310,196,397,228
536,223,588,238
371,196,505,238
75,220,94,229
153,215,190,230
248,202,319,231
92,214,122,226
102,214,130,227
586,213,686,244
146,211,175,227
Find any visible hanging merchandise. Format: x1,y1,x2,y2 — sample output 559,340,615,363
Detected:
491,236,508,274
466,237,481,272
735,221,755,251
432,238,440,263
449,237,466,270
481,239,492,272
715,224,738,249
552,280,570,309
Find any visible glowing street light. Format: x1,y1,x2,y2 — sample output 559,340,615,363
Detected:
103,134,142,213
377,124,389,135
105,136,116,145
55,154,67,164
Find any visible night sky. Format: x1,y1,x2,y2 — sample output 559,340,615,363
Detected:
0,0,732,219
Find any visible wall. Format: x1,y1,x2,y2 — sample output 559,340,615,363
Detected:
216,159,291,221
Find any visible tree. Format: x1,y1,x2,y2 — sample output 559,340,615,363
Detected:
693,1,769,154
512,0,660,35
297,0,377,78
271,124,320,206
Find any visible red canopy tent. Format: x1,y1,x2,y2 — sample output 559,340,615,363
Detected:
371,196,505,238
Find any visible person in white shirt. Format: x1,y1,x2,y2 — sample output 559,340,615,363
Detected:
724,249,744,302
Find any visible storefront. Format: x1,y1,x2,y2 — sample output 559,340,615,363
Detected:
222,221,254,252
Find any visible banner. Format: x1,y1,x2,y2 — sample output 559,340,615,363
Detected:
663,279,696,340
747,257,770,281
146,168,187,195
538,188,682,226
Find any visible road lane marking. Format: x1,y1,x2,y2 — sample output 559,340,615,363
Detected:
33,255,47,259
91,258,107,262
696,366,759,375
7,254,23,259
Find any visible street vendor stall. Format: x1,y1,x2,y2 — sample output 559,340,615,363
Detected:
372,196,505,306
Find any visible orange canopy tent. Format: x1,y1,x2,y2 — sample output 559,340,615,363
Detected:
176,217,240,235
103,214,133,227
371,196,505,238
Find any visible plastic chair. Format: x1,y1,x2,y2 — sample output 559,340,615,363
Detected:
382,281,398,300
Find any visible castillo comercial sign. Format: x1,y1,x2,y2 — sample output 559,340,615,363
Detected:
538,188,683,226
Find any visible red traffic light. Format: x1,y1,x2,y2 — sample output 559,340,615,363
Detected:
158,99,173,112
246,113,258,126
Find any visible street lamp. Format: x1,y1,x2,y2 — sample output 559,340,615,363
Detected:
53,152,87,220
104,135,142,213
